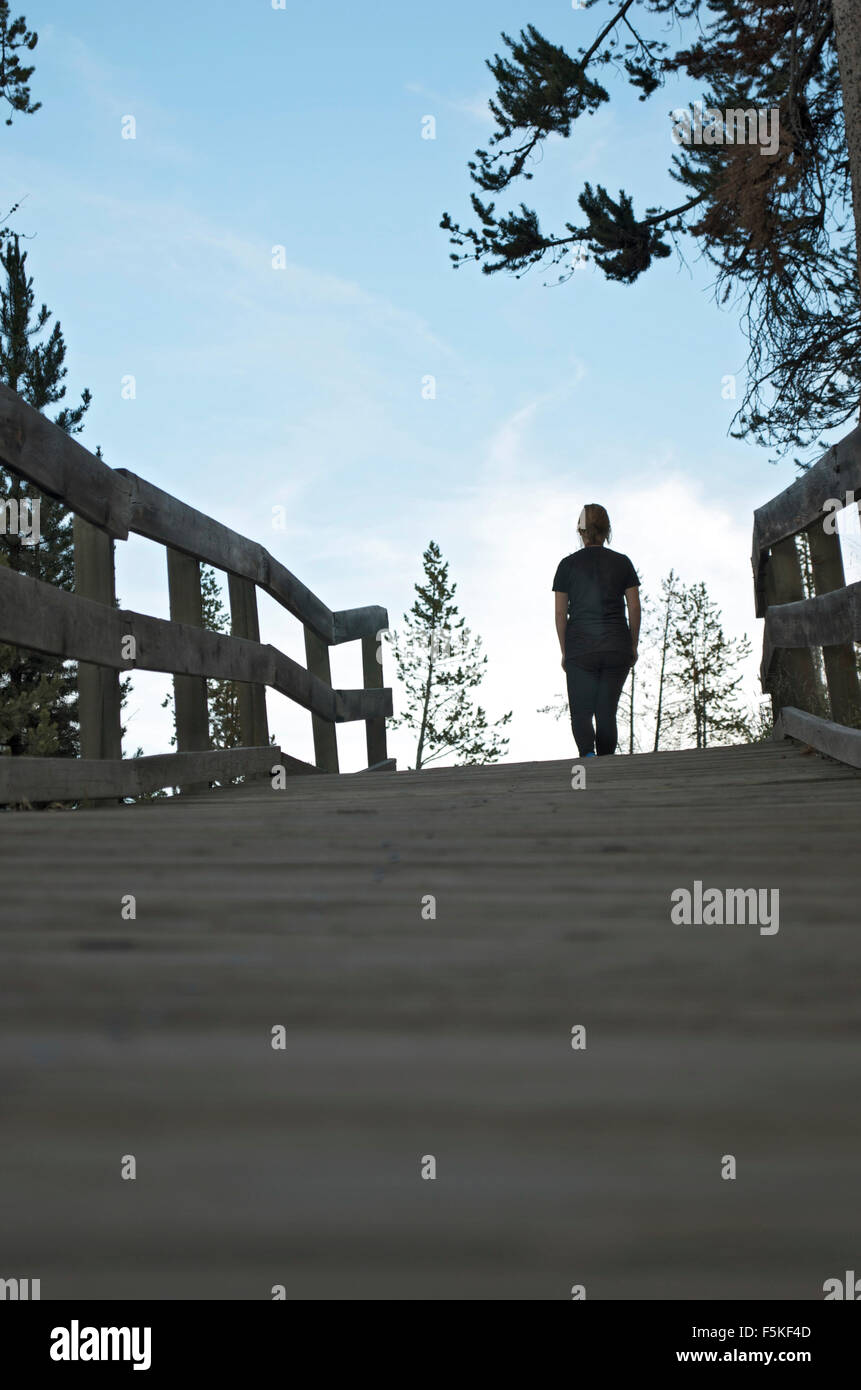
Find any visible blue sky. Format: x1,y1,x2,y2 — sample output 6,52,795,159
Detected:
5,0,859,767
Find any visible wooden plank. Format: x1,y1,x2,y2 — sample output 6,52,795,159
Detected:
762,580,861,686
228,574,270,751
255,749,319,778
73,517,123,774
268,642,337,721
0,391,388,649
0,745,282,804
752,427,861,615
1,742,860,1299
119,472,389,645
0,383,131,537
332,604,389,645
122,471,269,581
131,746,280,796
170,749,322,798
304,627,339,772
119,471,334,641
774,705,861,769
361,632,389,768
0,565,389,724
807,517,861,728
332,684,392,724
760,537,825,716
263,553,333,642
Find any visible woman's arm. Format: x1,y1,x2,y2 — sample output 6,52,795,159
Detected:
625,586,641,665
554,591,568,668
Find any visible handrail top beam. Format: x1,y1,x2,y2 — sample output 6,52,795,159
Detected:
0,384,385,644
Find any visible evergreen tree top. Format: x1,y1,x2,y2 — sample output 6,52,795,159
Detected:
0,4,38,126
441,1,858,460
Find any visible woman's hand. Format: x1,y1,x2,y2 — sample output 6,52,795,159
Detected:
560,655,566,671
631,644,639,667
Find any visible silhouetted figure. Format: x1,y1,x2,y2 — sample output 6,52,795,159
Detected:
552,504,640,757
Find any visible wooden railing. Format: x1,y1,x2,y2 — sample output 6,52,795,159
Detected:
0,384,393,803
753,425,861,768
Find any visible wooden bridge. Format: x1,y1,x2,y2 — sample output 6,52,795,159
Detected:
1,389,860,1299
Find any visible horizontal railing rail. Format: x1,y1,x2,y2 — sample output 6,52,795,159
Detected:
751,426,861,617
0,567,390,723
760,581,861,686
0,745,296,804
0,384,384,644
0,384,394,803
753,426,861,768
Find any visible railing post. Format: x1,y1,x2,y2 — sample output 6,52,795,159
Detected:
806,516,861,727
228,574,270,750
764,536,825,719
361,632,388,768
166,548,209,791
304,626,339,773
74,516,123,801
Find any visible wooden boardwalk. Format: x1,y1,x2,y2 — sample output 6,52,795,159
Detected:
1,740,859,1300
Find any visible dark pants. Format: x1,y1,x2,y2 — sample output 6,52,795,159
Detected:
565,658,631,756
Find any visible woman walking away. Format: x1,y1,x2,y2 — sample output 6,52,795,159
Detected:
552,504,640,757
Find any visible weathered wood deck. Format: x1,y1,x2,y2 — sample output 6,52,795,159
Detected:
1,740,859,1300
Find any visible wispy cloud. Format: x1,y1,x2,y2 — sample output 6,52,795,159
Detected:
51,30,195,167
404,81,495,126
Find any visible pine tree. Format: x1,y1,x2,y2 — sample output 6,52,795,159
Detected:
832,0,861,309
200,566,242,750
616,580,651,754
649,570,686,751
389,541,512,769
669,580,752,748
0,236,91,756
0,4,38,126
0,4,39,240
442,2,860,457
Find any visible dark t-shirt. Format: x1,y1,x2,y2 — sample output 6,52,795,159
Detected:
552,546,639,665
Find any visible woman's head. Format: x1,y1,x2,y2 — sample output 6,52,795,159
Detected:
577,503,611,547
